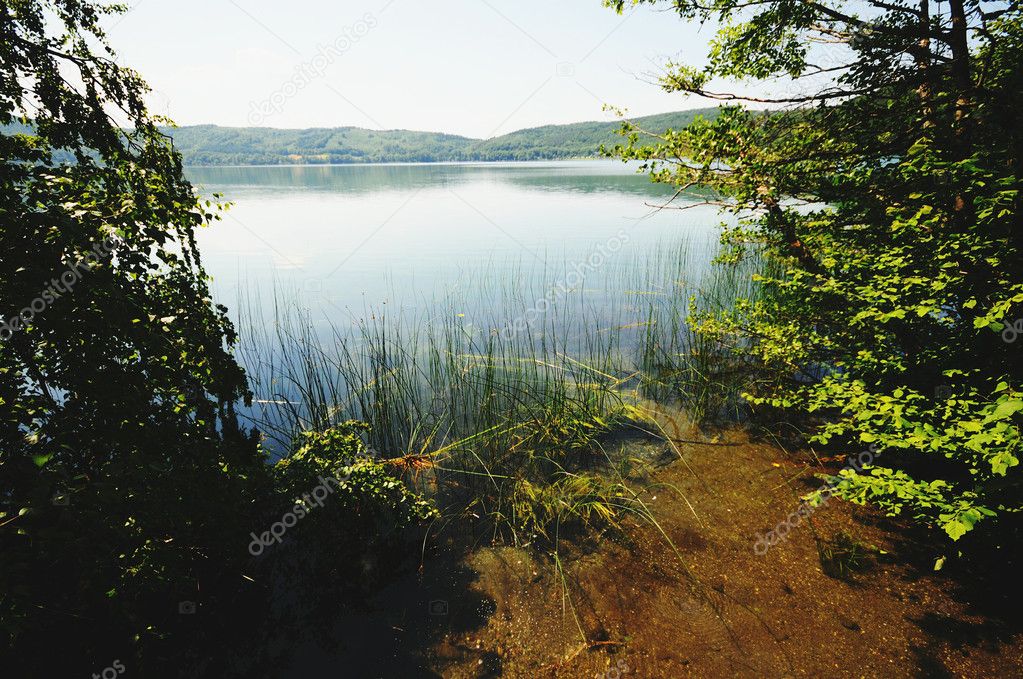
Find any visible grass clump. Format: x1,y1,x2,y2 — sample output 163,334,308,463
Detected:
235,240,763,546
815,530,876,580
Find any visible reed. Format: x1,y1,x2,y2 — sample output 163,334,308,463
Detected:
233,238,763,540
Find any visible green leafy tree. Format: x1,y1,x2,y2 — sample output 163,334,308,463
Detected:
604,0,1022,547
0,1,269,672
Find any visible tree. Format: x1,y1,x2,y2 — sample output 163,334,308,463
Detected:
603,0,1022,549
0,1,268,672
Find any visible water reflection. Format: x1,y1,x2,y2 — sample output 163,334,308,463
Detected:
186,160,723,332
186,160,686,199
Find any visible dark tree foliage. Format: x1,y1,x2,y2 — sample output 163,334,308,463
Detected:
0,1,269,673
605,0,1022,548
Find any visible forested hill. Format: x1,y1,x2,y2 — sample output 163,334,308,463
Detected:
164,108,719,165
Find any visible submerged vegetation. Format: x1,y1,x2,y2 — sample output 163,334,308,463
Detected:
236,241,763,545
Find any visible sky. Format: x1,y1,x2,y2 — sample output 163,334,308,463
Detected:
103,0,723,138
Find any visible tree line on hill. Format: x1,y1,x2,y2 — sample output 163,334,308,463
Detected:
164,109,719,165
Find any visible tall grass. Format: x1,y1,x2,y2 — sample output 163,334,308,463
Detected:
234,238,762,540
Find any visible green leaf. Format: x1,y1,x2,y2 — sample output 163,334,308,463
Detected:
987,400,1023,423
944,520,970,541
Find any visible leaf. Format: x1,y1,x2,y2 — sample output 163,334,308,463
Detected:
989,452,1019,476
944,520,969,541
987,399,1023,422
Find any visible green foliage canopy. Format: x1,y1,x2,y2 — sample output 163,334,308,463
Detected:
0,0,267,671
604,0,1023,545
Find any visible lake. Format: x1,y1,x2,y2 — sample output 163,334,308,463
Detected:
188,161,723,328
185,161,733,447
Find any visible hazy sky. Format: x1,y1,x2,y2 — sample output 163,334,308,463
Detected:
104,0,723,138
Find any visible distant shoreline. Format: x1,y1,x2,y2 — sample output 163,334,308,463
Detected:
168,108,719,167
182,157,614,169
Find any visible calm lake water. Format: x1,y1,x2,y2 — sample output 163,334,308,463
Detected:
187,161,732,444
187,160,723,331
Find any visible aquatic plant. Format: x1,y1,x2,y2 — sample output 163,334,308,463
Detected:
234,239,763,542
